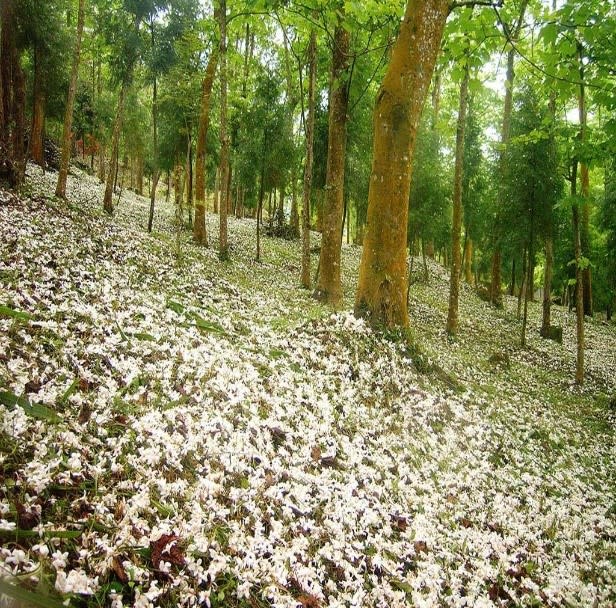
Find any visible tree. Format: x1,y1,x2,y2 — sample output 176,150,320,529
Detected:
355,0,449,327
301,29,317,289
504,82,562,346
489,0,528,308
217,0,229,260
193,48,218,245
0,0,27,188
56,0,87,198
313,17,350,306
446,60,469,336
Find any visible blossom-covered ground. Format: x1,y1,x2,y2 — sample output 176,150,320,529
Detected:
1,165,615,608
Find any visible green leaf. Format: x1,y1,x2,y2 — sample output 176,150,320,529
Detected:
131,332,157,341
0,528,82,540
0,580,67,608
0,304,32,321
166,300,185,314
0,390,61,423
192,313,226,334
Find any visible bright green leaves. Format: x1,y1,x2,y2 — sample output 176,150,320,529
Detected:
0,390,61,423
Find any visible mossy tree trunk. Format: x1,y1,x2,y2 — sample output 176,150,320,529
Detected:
446,63,469,336
313,21,350,306
354,0,449,327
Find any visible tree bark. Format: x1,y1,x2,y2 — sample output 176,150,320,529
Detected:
463,237,473,284
30,43,46,168
103,78,128,214
577,46,593,317
490,0,528,308
301,30,317,289
56,0,86,198
355,0,449,327
571,160,584,384
446,64,469,336
147,19,158,232
218,0,229,260
193,49,218,245
540,235,554,337
313,21,350,306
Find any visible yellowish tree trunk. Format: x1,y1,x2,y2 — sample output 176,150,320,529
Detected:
313,22,350,306
355,0,449,327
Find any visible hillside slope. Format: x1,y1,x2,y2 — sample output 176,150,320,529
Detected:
1,166,615,607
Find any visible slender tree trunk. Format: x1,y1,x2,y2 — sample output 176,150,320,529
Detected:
517,250,526,319
541,236,554,336
355,0,449,327
446,64,469,336
56,0,86,197
463,237,473,284
313,21,350,306
301,30,317,289
30,44,46,168
214,167,219,213
218,0,229,260
490,0,528,308
103,79,128,214
522,222,535,346
577,46,593,317
256,155,265,262
147,20,159,232
193,50,218,244
571,160,584,384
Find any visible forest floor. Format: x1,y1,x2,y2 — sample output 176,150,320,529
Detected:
0,165,615,608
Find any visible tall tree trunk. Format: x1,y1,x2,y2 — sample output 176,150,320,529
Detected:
571,160,584,384
30,44,46,168
103,79,128,214
147,20,159,233
541,235,554,337
355,0,449,327
194,49,218,245
56,0,86,198
463,237,473,284
446,63,469,336
521,222,535,346
256,149,265,262
301,30,317,289
0,0,22,187
577,44,593,317
313,21,350,306
218,0,229,260
186,133,193,225
490,0,528,308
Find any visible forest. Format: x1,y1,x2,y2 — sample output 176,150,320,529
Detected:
0,0,615,606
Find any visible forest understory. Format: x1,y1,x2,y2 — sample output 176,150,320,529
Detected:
1,166,615,607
